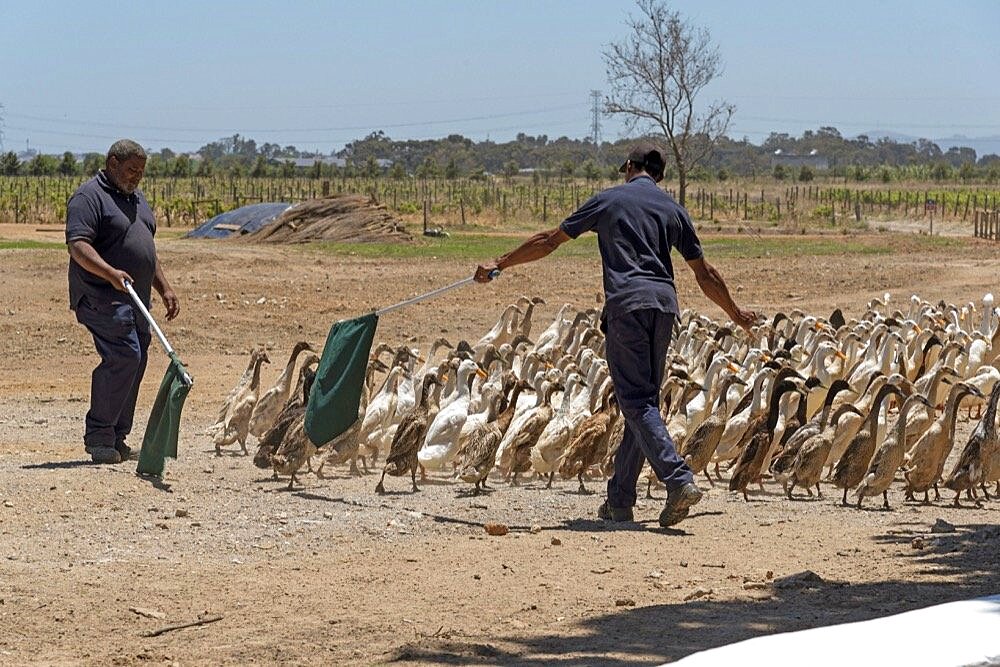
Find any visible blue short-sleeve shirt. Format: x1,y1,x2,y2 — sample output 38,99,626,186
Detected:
559,175,703,319
65,170,157,310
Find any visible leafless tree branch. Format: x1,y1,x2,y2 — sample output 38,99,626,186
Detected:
602,0,734,205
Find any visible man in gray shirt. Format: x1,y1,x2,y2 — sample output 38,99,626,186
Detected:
66,139,179,464
476,144,755,528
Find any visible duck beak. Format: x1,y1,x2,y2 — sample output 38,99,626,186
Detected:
835,350,848,361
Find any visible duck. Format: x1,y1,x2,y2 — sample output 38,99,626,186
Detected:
853,392,933,509
265,363,325,488
269,417,316,490
206,347,265,438
498,380,562,485
375,373,443,494
558,383,619,494
785,403,864,500
252,352,320,471
712,365,778,475
359,364,408,468
663,376,708,452
942,382,1000,506
903,382,984,503
418,358,486,471
960,364,1000,420
248,341,313,439
729,379,803,501
474,303,521,361
314,357,391,477
457,378,530,494
387,346,423,421
530,371,587,487
904,364,960,448
831,381,907,506
532,304,577,360
684,356,741,433
823,373,890,476
679,372,746,486
513,296,546,339
494,365,551,467
771,379,854,491
213,348,270,455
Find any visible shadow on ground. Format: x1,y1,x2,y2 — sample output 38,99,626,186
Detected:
382,523,1000,665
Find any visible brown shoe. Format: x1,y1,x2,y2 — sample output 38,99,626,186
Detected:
659,482,703,527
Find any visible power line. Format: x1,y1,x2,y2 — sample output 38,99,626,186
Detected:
5,104,583,135
8,91,587,114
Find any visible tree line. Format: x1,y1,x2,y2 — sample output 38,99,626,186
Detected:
1,126,997,183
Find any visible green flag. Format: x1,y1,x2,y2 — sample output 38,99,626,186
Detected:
136,352,193,478
305,312,378,446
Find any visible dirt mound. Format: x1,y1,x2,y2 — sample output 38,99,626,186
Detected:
246,194,414,244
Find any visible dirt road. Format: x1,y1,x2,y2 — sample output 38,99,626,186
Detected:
1,226,998,665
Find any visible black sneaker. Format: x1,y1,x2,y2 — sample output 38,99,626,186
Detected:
659,482,703,527
85,445,122,465
597,501,634,522
115,441,133,461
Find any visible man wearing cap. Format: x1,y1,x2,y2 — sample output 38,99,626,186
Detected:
66,139,180,464
475,143,755,527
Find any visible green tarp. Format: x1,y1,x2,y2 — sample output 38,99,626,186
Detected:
136,352,193,478
305,312,378,446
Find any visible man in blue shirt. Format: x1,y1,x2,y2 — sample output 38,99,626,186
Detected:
66,139,180,464
475,144,755,527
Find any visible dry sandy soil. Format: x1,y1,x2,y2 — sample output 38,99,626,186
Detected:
1,223,999,666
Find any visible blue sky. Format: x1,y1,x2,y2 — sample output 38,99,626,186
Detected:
2,0,999,155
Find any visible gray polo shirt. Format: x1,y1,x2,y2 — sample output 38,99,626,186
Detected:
66,170,157,310
560,175,703,319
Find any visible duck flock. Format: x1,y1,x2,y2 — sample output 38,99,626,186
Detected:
206,292,1000,510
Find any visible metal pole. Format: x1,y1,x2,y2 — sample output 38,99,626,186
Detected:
124,282,193,386
375,269,499,317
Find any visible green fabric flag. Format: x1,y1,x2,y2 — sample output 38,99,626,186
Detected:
305,312,378,446
136,352,193,478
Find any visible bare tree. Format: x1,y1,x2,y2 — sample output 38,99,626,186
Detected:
604,0,734,205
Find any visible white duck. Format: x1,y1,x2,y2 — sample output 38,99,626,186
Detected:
474,304,521,361
530,371,587,486
418,358,486,471
359,365,408,466
713,365,777,470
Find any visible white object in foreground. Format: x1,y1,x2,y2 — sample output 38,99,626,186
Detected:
670,594,1000,667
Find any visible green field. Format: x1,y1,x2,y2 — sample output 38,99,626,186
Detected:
293,230,965,261
2,229,966,258
0,239,66,251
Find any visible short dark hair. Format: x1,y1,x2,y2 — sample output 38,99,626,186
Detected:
107,139,147,163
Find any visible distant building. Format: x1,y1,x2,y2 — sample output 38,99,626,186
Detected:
770,149,829,170
286,156,347,169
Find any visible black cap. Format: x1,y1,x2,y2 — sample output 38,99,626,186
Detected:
619,143,666,179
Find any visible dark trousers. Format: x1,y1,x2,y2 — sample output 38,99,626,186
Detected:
75,296,151,449
605,308,693,508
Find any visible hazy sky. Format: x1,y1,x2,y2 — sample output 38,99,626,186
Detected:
2,0,999,155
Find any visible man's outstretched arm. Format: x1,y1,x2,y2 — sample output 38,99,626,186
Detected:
686,257,757,331
475,226,571,282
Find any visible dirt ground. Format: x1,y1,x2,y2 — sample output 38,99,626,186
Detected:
1,223,999,666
